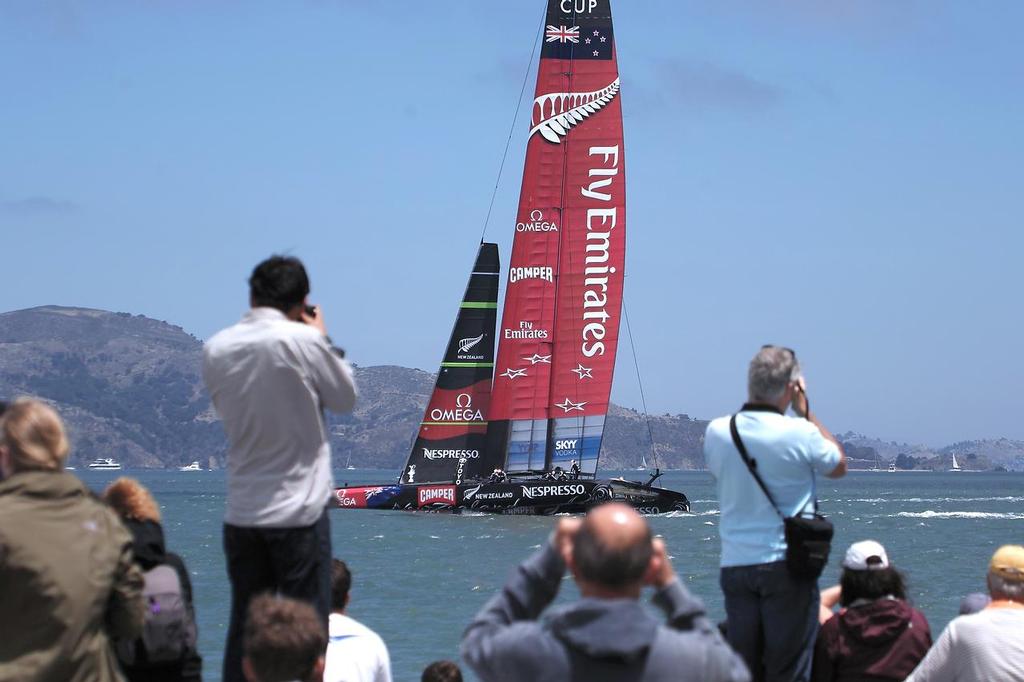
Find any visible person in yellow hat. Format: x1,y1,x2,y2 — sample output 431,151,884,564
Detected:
905,544,1024,681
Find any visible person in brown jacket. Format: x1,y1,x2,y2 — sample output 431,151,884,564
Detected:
0,398,145,682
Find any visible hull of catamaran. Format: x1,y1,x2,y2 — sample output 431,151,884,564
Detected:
332,476,689,515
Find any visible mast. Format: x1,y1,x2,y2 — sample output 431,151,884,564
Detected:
402,243,502,484
489,0,625,477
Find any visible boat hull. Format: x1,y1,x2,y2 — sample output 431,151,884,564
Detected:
331,476,689,515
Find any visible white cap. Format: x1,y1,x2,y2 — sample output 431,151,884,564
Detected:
842,540,890,571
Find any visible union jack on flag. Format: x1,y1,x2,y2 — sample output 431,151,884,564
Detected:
545,25,579,44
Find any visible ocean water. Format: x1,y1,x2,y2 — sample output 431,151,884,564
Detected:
76,469,1023,681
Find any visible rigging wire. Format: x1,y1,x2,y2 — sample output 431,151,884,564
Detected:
622,296,660,469
478,7,546,243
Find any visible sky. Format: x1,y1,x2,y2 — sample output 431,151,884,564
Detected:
1,0,1021,447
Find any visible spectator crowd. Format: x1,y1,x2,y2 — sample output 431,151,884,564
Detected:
1,261,1022,682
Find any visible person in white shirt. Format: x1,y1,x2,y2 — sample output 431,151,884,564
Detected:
906,544,1024,682
324,559,392,682
203,255,358,682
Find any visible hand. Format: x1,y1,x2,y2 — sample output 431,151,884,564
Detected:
644,537,677,588
554,517,582,565
301,304,328,337
791,378,809,418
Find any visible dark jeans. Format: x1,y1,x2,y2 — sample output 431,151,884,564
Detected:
720,561,819,682
222,510,332,682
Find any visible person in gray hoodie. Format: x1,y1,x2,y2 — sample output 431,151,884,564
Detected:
461,503,750,682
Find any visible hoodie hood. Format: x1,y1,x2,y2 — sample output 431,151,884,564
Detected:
123,517,168,569
839,597,913,645
547,598,659,662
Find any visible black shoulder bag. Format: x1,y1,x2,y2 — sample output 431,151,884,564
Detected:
729,414,833,580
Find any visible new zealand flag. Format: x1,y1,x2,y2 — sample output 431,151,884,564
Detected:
541,0,614,61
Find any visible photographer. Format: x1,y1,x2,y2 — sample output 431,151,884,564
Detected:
203,255,357,682
460,503,749,682
703,345,846,682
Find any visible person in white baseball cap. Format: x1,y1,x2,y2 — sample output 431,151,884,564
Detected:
842,540,890,571
812,540,932,681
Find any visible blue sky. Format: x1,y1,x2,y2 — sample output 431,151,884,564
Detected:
1,1,1021,446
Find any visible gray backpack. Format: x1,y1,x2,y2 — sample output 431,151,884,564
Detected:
115,564,196,667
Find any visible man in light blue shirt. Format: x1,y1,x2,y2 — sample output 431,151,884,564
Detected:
704,346,846,682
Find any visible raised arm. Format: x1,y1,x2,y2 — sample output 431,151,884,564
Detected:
647,539,751,682
461,535,566,680
792,385,846,478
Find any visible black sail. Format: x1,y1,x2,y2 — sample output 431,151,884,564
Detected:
400,243,502,485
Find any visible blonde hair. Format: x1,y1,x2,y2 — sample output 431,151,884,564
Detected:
103,477,162,523
1,398,70,472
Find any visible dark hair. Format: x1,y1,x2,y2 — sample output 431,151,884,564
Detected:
331,559,352,611
422,660,463,682
249,256,310,312
839,566,907,607
243,594,326,682
572,517,653,589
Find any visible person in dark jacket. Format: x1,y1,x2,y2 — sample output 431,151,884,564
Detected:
812,540,931,682
0,398,145,682
104,477,203,682
461,502,750,682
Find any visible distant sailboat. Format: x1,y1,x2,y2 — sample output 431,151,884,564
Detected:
950,453,962,472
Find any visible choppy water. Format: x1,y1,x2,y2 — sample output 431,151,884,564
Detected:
77,469,1023,681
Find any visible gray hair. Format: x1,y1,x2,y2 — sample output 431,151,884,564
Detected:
988,571,1024,602
748,346,801,403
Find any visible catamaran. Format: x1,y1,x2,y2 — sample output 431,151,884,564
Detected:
330,0,688,514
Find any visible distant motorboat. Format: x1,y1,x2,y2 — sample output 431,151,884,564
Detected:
87,458,122,471
888,462,897,473
178,461,203,472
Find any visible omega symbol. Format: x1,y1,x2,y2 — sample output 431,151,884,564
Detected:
456,393,472,408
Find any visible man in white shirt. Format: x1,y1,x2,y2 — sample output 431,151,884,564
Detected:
324,559,392,682
906,544,1024,682
204,255,358,682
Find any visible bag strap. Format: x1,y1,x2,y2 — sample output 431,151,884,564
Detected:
729,414,785,520
730,413,822,517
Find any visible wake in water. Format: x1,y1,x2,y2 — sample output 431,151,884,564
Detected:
892,510,1024,520
848,496,1024,503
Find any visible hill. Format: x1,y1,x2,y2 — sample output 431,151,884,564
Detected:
0,306,1019,471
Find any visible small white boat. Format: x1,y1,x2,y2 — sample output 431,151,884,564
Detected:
87,458,122,471
950,454,962,472
888,462,897,473
178,461,203,472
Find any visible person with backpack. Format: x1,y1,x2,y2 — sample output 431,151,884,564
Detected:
0,399,145,681
104,477,202,682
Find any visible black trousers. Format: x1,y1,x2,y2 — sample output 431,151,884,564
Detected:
720,561,819,682
222,510,332,682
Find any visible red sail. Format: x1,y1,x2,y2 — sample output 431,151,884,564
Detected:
490,0,624,475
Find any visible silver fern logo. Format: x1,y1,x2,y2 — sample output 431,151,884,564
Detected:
530,78,620,144
458,333,485,354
